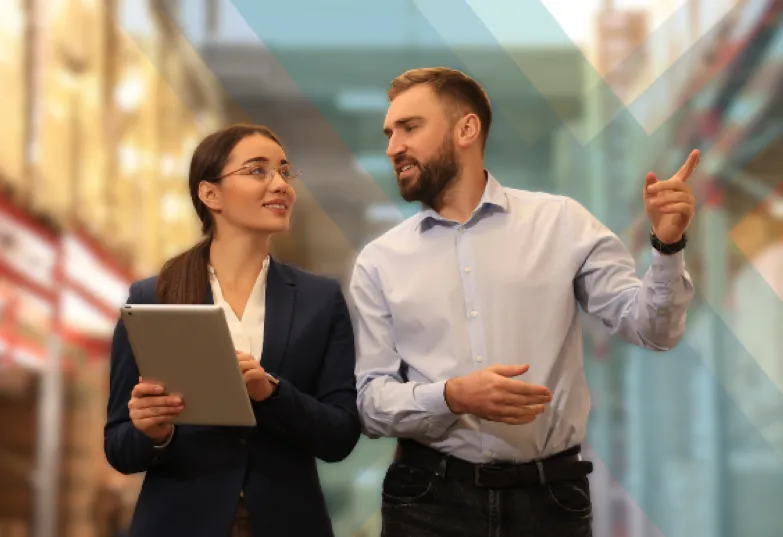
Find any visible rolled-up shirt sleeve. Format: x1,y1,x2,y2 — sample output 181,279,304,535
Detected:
569,198,695,351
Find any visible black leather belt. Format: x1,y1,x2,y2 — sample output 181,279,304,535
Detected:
396,439,593,488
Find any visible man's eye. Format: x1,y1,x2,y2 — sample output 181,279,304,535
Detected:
405,125,416,132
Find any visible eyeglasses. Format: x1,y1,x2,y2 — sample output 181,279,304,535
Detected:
216,161,302,183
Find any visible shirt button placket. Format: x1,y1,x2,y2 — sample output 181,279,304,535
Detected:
457,224,490,457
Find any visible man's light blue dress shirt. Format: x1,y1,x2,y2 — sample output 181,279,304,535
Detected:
350,172,694,464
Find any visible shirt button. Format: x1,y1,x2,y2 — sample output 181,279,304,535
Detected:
464,266,472,273
476,355,484,362
470,310,478,318
486,451,494,458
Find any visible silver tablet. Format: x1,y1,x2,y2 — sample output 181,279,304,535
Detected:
120,304,257,427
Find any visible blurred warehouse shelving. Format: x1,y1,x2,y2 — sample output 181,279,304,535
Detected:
619,1,783,536
0,1,235,537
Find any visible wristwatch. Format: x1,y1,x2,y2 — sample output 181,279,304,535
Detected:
650,231,687,254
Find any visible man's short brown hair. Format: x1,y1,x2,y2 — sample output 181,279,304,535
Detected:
388,67,493,150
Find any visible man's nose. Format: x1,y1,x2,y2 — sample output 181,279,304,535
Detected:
386,136,405,158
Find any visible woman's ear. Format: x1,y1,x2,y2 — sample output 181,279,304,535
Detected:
198,181,222,211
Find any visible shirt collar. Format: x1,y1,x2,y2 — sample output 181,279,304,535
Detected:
415,170,508,232
208,255,270,281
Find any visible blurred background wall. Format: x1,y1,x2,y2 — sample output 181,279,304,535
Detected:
0,0,782,536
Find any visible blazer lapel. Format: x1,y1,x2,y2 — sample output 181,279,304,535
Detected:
261,257,296,374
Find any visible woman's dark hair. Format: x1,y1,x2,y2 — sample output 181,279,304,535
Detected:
155,124,283,304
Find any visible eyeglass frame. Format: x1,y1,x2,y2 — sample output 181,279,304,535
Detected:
213,161,302,183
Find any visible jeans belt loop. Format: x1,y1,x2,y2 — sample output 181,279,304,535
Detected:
535,460,546,485
435,454,447,478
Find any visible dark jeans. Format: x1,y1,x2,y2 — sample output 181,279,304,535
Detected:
381,460,593,537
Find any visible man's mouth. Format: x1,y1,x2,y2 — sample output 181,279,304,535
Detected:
397,163,419,177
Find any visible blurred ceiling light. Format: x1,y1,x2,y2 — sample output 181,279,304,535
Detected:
46,101,67,120
118,144,140,175
0,2,23,35
161,154,178,178
59,68,79,91
161,193,186,223
196,110,218,133
181,136,199,164
768,196,783,220
336,89,389,113
51,0,68,20
115,69,145,111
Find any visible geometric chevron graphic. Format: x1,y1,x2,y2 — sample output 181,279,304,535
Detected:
138,1,783,535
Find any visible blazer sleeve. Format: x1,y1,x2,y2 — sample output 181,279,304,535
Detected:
251,282,361,463
104,282,176,474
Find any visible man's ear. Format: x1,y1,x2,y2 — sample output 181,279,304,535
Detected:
455,113,481,149
198,181,222,211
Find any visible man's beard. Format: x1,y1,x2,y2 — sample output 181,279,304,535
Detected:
396,138,459,210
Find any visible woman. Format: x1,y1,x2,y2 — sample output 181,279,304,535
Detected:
104,124,361,537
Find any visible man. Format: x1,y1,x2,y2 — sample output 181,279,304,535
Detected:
349,67,697,536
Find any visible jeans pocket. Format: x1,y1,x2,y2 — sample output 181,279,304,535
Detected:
546,477,592,518
381,463,435,505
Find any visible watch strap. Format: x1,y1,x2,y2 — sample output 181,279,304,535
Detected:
650,231,687,254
